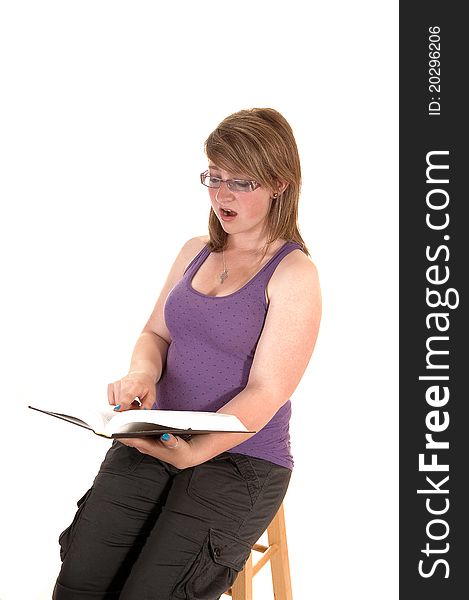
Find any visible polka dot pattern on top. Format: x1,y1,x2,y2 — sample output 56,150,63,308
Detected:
155,241,303,469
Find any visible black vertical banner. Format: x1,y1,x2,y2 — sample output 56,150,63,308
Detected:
400,3,467,598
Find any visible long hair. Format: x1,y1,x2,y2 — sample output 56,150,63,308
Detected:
204,108,309,255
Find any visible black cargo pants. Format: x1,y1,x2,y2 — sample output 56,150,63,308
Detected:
53,441,291,599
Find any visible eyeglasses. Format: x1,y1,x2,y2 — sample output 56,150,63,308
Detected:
200,170,260,193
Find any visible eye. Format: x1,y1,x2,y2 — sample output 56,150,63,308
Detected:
232,180,253,192
209,176,222,186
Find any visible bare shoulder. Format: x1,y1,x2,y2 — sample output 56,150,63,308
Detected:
159,236,209,290
176,235,209,267
270,249,320,297
272,249,319,287
182,235,209,252
180,235,209,255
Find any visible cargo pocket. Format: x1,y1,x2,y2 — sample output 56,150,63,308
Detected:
187,455,262,522
99,440,145,474
172,528,252,600
229,454,272,507
58,487,93,561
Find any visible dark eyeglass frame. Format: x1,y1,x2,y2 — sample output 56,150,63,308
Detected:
200,170,260,193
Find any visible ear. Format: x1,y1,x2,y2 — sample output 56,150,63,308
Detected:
274,181,289,196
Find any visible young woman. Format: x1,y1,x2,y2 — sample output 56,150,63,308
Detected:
53,107,322,599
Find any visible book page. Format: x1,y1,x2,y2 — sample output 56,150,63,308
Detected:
105,409,250,436
29,404,112,434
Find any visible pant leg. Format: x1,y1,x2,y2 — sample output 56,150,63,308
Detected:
120,452,291,600
53,442,180,599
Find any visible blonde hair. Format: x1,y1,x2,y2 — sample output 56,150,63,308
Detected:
204,108,309,255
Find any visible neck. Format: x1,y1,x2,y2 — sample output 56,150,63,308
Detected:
225,232,270,253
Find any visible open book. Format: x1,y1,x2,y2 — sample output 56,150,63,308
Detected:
28,405,255,439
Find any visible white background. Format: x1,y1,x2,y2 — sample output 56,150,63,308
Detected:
0,1,398,598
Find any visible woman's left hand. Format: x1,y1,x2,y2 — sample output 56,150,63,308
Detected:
118,434,195,469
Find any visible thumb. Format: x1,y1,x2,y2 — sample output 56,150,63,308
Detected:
160,433,180,448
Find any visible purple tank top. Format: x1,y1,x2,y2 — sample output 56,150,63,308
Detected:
155,241,303,469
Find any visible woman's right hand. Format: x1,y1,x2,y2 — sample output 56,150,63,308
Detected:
107,372,156,411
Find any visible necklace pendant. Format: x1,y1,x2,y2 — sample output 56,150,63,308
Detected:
219,269,229,284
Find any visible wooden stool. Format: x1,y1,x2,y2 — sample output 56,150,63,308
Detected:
225,503,292,600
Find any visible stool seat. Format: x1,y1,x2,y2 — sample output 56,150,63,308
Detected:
225,502,292,600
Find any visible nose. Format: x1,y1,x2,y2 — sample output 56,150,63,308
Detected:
215,181,235,203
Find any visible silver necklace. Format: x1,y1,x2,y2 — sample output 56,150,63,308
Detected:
219,246,266,284
220,250,229,284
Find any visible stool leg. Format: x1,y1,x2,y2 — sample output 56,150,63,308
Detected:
267,505,293,600
231,553,253,600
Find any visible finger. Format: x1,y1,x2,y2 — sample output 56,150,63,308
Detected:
121,389,155,411
119,438,158,457
127,383,155,408
139,395,156,410
113,389,139,411
119,438,143,451
109,381,124,406
107,382,116,406
121,383,149,408
160,433,180,449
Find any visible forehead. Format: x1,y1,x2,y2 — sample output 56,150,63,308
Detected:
208,162,248,178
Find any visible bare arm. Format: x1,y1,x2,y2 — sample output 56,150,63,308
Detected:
126,250,322,468
107,237,207,410
190,251,322,462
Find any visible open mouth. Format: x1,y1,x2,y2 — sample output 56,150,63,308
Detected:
220,208,238,217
